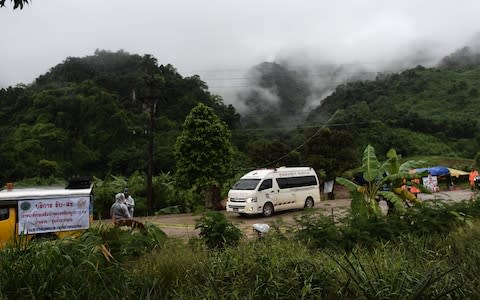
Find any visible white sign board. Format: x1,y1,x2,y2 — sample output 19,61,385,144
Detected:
17,197,90,235
324,180,334,193
422,175,439,192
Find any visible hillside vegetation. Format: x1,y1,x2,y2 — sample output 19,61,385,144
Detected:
308,63,480,158
1,48,480,215
0,50,239,182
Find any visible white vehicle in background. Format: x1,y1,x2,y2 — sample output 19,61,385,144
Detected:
226,167,320,217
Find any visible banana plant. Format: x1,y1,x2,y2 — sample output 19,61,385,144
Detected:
336,145,425,217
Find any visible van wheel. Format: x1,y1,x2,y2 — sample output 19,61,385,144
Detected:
304,197,314,209
262,202,274,217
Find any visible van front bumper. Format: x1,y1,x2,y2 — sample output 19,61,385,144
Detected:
226,203,262,214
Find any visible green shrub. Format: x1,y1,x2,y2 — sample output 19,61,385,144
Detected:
0,223,167,299
3,220,480,298
195,211,242,250
176,239,338,299
295,200,479,251
294,212,343,249
128,240,208,299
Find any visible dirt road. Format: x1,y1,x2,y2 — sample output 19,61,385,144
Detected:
99,188,476,239
100,198,351,239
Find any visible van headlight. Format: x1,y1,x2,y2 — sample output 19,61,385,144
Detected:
246,197,257,203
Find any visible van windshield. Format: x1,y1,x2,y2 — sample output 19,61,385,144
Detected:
232,179,261,190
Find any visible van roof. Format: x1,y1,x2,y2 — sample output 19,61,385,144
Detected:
241,167,314,179
0,185,93,202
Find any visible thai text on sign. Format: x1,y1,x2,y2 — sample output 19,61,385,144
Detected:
17,197,90,234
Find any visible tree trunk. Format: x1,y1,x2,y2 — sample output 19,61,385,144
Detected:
205,185,222,210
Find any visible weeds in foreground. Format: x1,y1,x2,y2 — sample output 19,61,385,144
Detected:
3,203,480,299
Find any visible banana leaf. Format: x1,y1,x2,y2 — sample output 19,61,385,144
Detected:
362,145,380,182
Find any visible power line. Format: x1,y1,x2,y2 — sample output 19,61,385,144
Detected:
232,120,381,132
183,61,406,76
258,111,341,168
199,71,382,81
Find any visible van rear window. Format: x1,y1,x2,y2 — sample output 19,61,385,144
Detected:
276,176,318,189
232,179,261,190
0,208,9,221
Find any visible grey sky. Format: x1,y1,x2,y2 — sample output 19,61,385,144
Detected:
2,0,480,103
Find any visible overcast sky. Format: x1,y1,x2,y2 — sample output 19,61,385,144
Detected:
2,0,480,102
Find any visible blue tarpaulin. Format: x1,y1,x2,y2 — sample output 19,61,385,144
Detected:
414,166,450,176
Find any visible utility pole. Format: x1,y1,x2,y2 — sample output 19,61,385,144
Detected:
146,96,156,215
138,75,160,215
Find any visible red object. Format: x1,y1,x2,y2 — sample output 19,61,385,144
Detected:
469,170,479,186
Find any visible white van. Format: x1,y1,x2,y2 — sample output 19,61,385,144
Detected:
226,167,320,217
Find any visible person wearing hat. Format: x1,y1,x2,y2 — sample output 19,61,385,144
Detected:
123,188,135,218
110,193,130,225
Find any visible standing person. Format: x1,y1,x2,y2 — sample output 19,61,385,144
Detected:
469,168,479,191
110,193,130,225
124,188,135,218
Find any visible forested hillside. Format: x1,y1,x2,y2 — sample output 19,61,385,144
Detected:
1,48,480,188
0,50,239,183
308,58,480,159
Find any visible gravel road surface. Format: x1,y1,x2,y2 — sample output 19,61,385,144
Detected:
99,188,476,239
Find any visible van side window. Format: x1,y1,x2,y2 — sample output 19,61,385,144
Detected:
258,179,272,191
0,207,9,221
276,176,318,189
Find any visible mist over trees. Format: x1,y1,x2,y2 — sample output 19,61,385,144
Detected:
238,62,311,128
2,45,480,211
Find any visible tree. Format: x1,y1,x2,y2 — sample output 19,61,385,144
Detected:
0,0,28,9
303,127,357,180
247,139,300,168
174,103,234,209
336,145,425,218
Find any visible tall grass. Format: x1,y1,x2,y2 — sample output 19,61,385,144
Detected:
0,223,166,299
3,203,480,299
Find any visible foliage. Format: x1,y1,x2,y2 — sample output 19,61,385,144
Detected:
10,172,200,219
0,223,166,299
3,202,480,298
195,211,242,250
175,103,235,207
294,199,479,252
38,159,60,178
336,145,425,217
475,151,480,169
294,212,343,248
12,176,65,188
0,50,239,183
0,0,28,9
309,64,480,158
303,127,358,179
246,138,301,167
94,172,186,218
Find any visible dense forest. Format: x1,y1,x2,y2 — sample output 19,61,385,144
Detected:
308,45,480,159
1,47,480,213
0,50,240,182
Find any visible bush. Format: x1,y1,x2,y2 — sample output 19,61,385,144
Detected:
295,199,479,251
195,211,242,250
294,213,343,249
4,215,480,298
0,223,167,299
